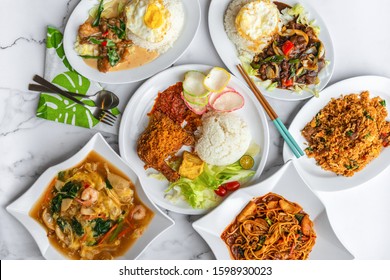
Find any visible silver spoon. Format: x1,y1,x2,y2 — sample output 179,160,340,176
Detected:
28,84,120,109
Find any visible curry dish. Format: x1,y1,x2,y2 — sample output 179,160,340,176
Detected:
221,193,316,260
30,151,154,260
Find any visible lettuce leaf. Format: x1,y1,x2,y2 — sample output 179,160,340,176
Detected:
165,162,255,209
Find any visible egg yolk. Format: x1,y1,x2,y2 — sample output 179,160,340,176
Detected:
144,2,165,29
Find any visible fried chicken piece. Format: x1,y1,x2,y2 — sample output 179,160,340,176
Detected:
78,22,100,40
137,111,194,182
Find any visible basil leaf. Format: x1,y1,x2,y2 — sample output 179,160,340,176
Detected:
108,20,126,39
71,217,84,236
51,194,62,214
79,55,103,59
92,0,104,27
56,217,67,231
60,181,80,199
89,37,103,45
107,48,120,66
92,218,112,237
105,178,113,189
263,55,284,63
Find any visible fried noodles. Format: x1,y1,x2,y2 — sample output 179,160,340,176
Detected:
221,193,316,260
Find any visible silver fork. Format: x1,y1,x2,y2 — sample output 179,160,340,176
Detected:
32,75,117,125
93,108,117,126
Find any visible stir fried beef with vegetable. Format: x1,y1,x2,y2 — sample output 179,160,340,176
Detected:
251,19,326,90
77,1,131,72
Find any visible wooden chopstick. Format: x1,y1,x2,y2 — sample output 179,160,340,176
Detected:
236,65,277,119
236,64,304,158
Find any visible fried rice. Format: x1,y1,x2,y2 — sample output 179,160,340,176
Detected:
301,91,390,177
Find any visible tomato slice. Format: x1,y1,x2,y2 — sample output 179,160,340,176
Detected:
214,185,227,197
282,40,294,56
282,78,294,88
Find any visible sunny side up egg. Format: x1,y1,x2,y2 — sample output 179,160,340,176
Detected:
125,0,171,43
235,0,280,46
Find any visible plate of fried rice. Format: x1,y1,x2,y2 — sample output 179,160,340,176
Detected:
283,76,390,191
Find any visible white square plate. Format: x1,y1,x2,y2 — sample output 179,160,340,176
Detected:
192,161,353,260
6,133,174,259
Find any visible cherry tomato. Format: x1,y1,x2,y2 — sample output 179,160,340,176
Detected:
222,181,241,192
214,185,227,197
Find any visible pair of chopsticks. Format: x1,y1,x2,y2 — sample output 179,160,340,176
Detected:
236,64,304,158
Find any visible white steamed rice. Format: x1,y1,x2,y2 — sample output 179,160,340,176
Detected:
126,0,184,54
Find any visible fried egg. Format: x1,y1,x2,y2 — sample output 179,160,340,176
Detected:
235,0,280,51
125,0,171,43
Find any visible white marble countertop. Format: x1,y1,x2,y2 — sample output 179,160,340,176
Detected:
1,0,390,260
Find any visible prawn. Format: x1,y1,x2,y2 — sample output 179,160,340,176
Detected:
76,188,99,207
131,205,146,220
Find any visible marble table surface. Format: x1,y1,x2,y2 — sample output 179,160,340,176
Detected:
1,0,390,260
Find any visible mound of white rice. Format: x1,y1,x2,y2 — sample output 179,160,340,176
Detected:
195,112,251,166
126,0,184,54
224,0,280,58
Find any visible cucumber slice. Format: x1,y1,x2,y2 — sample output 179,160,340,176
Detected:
180,91,206,115
183,90,209,106
183,71,209,97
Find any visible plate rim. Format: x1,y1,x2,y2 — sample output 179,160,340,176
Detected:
208,0,335,101
283,75,390,192
63,0,201,84
118,63,270,215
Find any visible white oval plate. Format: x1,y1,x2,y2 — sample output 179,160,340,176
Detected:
6,133,174,259
193,161,353,260
208,0,334,101
63,0,201,84
283,76,390,191
119,64,270,215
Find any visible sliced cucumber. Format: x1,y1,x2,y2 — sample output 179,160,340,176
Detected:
183,90,209,106
180,91,207,115
183,71,209,97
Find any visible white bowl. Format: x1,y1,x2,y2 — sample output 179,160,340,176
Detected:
6,133,174,260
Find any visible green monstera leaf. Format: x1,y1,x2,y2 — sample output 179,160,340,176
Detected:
37,71,99,128
52,71,90,94
47,27,73,71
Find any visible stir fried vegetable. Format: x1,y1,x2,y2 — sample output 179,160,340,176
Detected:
33,153,154,260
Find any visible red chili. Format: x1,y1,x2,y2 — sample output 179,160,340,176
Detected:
101,40,108,47
282,78,294,87
282,40,294,56
214,185,227,197
102,30,109,38
84,183,90,189
221,181,241,192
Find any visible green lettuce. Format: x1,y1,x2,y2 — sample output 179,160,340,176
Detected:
165,162,255,209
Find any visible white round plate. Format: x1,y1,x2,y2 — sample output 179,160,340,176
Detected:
63,0,201,84
119,64,270,215
208,0,334,101
283,76,390,191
